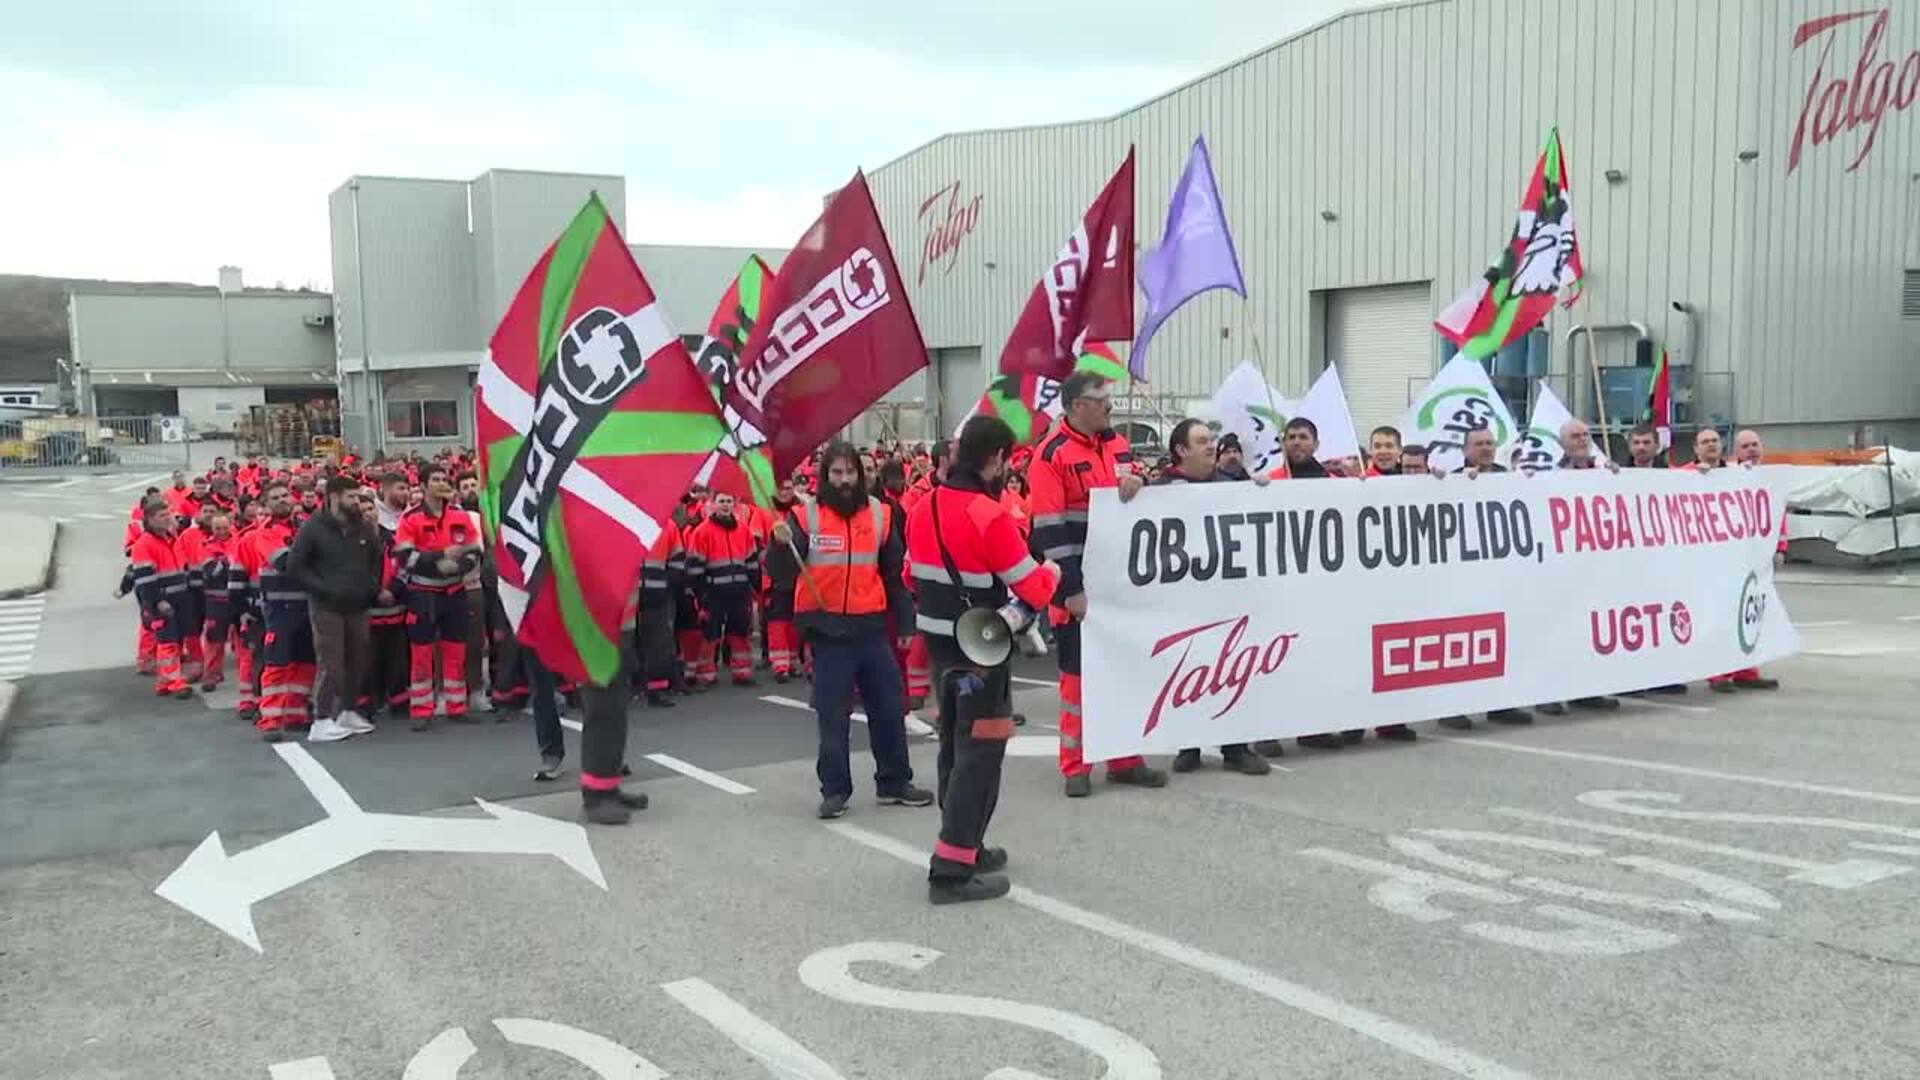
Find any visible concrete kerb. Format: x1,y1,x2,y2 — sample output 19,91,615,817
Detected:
0,512,58,600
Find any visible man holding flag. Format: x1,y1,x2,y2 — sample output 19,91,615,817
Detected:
476,194,730,826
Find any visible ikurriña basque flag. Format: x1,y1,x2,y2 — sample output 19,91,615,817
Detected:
476,194,727,686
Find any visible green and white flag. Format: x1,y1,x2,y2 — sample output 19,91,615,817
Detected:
1398,354,1520,473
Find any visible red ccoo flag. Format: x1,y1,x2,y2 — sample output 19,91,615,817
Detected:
998,147,1136,381
726,171,929,478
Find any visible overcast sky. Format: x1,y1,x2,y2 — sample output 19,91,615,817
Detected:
0,0,1344,288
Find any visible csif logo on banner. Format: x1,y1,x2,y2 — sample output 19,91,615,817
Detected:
1737,572,1767,654
1590,601,1692,654
1788,8,1920,174
1143,616,1299,737
1371,612,1506,692
916,181,983,285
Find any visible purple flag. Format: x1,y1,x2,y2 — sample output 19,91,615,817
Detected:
1130,135,1247,381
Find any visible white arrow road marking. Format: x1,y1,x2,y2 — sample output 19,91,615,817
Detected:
154,744,606,953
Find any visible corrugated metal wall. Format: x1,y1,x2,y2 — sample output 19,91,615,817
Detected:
326,177,478,369
867,0,1920,441
472,170,627,334
69,292,332,373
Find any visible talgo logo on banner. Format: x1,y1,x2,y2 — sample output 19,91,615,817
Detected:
1737,572,1767,655
1590,601,1693,654
1372,613,1506,692
1144,616,1299,736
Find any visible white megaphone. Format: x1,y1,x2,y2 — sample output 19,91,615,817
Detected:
955,597,1040,668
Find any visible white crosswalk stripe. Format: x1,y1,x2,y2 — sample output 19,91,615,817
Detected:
0,597,45,678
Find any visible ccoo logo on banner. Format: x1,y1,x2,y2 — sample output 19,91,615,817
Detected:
1077,467,1801,759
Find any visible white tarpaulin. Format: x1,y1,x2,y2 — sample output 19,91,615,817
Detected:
1203,363,1362,472
1780,449,1920,563
1079,467,1798,760
1397,354,1521,473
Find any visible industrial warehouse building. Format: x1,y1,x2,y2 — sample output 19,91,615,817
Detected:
328,168,784,454
862,0,1920,450
66,270,337,433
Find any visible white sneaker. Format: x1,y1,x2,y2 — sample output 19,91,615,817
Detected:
467,692,494,713
307,718,354,743
337,710,376,734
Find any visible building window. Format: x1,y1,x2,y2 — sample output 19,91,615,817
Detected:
386,399,461,439
0,394,35,405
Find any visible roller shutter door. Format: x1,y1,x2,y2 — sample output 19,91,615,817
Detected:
1325,283,1434,433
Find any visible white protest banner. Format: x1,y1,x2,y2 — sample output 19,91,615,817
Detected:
1078,466,1798,760
1399,354,1520,473
1294,365,1361,463
1203,362,1288,473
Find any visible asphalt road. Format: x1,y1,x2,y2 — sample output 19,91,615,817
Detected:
3,477,1919,1079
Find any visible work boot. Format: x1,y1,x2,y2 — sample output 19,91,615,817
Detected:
1296,734,1343,750
1572,695,1621,711
775,670,792,684
878,785,935,808
646,690,677,708
1012,712,1027,727
1254,739,1287,758
582,790,631,826
1107,764,1167,788
1064,773,1093,798
1489,708,1534,725
172,686,194,700
1438,715,1472,730
1339,728,1365,745
615,788,650,811
975,847,1009,873
1221,748,1273,775
200,681,219,694
237,704,259,724
1172,748,1203,773
260,727,285,743
929,873,1011,905
1733,676,1780,690
1538,702,1568,716
817,794,850,819
1377,724,1418,742
411,714,432,732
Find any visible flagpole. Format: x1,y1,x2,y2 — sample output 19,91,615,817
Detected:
1579,292,1611,451
724,410,826,609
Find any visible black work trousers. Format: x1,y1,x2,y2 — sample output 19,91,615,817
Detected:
577,658,633,792
927,647,1014,882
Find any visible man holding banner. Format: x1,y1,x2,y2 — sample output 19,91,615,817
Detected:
1031,371,1167,798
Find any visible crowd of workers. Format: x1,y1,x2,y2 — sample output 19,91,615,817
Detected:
116,371,1781,904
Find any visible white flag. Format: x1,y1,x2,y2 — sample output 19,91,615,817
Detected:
1293,365,1361,464
1202,362,1289,474
1397,353,1521,473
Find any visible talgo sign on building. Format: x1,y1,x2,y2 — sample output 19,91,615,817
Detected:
1789,7,1920,173
916,180,983,284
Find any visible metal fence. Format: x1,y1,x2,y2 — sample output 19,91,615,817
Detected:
0,415,191,472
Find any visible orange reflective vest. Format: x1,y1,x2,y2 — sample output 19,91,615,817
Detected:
794,497,890,617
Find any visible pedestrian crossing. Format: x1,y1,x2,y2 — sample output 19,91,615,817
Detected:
0,594,47,679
